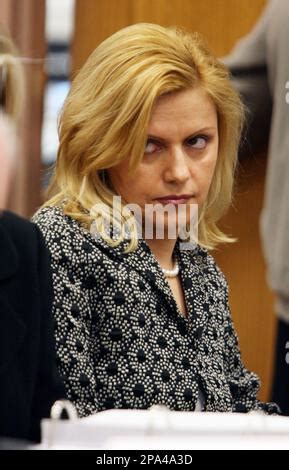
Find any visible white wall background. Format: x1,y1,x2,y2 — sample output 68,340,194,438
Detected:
46,0,75,42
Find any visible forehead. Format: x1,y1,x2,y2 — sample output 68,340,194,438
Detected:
148,87,217,136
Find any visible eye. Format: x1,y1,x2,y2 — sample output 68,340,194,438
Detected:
144,139,161,155
187,135,208,150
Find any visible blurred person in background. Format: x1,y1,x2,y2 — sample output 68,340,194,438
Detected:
224,0,289,415
0,26,64,443
0,113,15,208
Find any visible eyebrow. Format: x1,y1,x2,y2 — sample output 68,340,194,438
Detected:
147,127,217,142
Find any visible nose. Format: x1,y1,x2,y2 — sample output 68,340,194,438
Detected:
163,146,191,184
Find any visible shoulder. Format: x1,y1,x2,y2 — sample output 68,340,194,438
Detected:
202,247,227,281
0,211,50,283
32,205,77,234
184,244,228,292
32,206,83,258
1,210,38,240
32,205,85,245
0,210,41,254
32,206,109,267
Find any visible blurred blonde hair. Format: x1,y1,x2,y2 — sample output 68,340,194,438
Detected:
46,23,244,251
0,25,24,120
0,111,16,161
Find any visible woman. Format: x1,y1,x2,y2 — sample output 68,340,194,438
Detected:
0,27,64,443
33,23,278,417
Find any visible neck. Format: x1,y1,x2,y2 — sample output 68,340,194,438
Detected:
145,238,177,270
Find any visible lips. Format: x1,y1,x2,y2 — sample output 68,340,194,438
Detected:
155,195,192,205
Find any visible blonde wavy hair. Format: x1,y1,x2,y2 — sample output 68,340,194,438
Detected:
0,26,24,120
46,23,244,251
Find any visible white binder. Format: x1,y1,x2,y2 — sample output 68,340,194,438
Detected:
40,400,289,450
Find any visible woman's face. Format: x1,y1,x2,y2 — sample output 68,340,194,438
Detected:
108,87,219,237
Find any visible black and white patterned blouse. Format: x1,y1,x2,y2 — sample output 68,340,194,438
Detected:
33,206,278,417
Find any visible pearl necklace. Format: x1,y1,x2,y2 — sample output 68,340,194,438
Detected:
161,256,179,278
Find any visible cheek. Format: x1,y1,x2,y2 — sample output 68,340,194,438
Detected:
199,156,217,186
206,146,218,177
108,169,146,204
207,157,218,182
194,155,218,205
107,167,129,195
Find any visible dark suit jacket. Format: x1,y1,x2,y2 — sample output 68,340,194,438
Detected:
0,211,64,442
